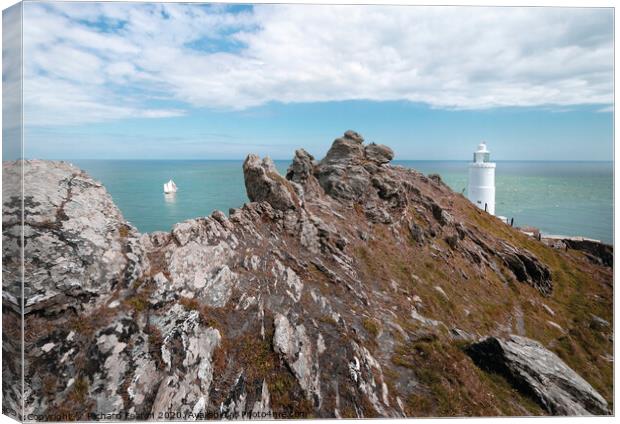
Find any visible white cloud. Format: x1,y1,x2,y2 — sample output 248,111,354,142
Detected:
22,3,613,126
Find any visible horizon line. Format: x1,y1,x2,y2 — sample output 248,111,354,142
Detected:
34,158,615,163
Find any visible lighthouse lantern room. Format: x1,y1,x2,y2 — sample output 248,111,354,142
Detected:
467,142,496,215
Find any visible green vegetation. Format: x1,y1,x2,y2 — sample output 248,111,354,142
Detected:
125,295,148,313
362,318,380,338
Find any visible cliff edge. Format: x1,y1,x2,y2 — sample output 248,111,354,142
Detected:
2,132,613,419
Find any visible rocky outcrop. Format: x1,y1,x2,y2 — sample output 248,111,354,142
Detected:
497,243,552,295
2,131,612,420
364,143,394,165
463,230,552,295
273,314,321,407
314,130,397,204
243,154,300,210
563,239,613,268
286,149,315,185
2,160,148,315
466,335,610,415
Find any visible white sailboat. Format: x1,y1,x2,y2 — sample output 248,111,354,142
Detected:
163,179,178,194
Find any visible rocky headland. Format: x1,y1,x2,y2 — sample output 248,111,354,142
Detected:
2,131,613,419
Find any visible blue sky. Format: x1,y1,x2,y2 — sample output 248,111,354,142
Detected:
25,101,612,161
9,2,615,160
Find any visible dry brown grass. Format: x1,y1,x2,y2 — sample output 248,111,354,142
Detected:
349,185,613,414
394,338,544,417
362,317,380,338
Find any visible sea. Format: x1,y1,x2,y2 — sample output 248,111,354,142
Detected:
73,160,614,244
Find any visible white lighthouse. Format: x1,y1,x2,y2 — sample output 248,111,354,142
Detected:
468,142,496,215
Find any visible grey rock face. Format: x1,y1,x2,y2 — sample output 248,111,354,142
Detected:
431,202,453,226
498,243,552,295
409,222,426,244
562,239,613,267
343,130,364,143
318,164,372,201
273,314,321,407
313,132,397,202
466,335,609,416
151,304,221,417
449,328,475,342
348,341,392,417
365,143,394,165
590,314,611,331
243,154,300,210
322,137,365,165
286,149,315,184
2,160,148,314
463,228,553,295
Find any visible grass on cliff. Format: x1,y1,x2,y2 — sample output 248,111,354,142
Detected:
351,193,613,414
362,317,380,338
455,198,613,409
459,202,613,406
392,338,545,417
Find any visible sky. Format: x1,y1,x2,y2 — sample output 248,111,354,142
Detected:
5,2,615,160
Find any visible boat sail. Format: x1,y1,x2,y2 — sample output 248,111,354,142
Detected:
163,179,178,194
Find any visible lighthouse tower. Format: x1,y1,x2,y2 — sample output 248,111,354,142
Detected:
468,142,496,215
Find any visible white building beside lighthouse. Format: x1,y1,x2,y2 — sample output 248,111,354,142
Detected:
468,142,496,215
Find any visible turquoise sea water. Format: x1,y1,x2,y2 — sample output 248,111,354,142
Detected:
73,160,613,244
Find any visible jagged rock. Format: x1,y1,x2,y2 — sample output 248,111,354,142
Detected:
466,335,609,416
322,136,365,165
455,223,467,240
498,243,552,295
409,222,426,244
271,260,303,302
314,132,374,201
445,234,459,249
464,231,553,294
90,318,148,414
286,149,315,184
273,314,321,407
428,174,443,185
364,204,393,224
218,374,245,417
410,307,443,327
150,304,221,416
365,143,394,165
251,380,272,417
165,220,238,305
371,175,402,202
315,132,395,203
348,341,392,416
2,160,148,314
563,239,613,267
319,166,371,201
148,272,174,306
344,130,364,143
141,231,171,250
590,314,610,331
430,202,453,226
243,154,300,210
298,213,321,253
449,328,475,342
286,149,325,201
